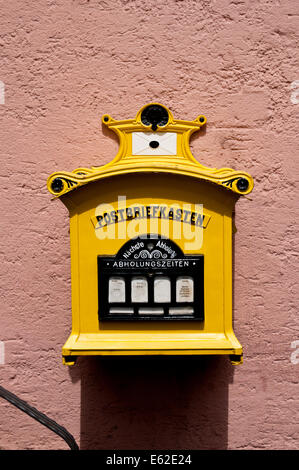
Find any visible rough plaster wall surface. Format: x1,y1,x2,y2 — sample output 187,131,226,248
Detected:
0,0,298,450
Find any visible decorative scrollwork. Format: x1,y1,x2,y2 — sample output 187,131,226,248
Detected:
222,177,249,193
222,177,240,188
50,177,79,195
65,179,77,189
134,250,167,259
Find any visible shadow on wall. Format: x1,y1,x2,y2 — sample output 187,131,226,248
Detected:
70,355,234,450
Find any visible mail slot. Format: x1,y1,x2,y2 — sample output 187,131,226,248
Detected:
47,103,254,365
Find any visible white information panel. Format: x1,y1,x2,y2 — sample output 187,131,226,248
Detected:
132,132,177,156
176,276,194,303
131,277,148,303
108,277,126,303
154,277,171,303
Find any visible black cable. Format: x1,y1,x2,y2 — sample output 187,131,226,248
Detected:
0,385,79,450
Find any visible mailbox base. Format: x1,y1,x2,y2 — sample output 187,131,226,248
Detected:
62,332,243,365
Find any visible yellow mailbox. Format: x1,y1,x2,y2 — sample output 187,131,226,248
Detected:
47,103,253,365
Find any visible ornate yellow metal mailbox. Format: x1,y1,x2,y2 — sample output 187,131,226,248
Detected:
47,103,253,366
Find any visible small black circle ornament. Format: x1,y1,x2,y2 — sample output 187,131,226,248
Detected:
51,178,64,193
141,105,169,131
236,178,249,192
149,140,159,148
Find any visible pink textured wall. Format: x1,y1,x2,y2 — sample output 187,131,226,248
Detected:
0,0,298,450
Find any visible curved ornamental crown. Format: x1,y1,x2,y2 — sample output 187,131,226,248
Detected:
47,103,254,198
